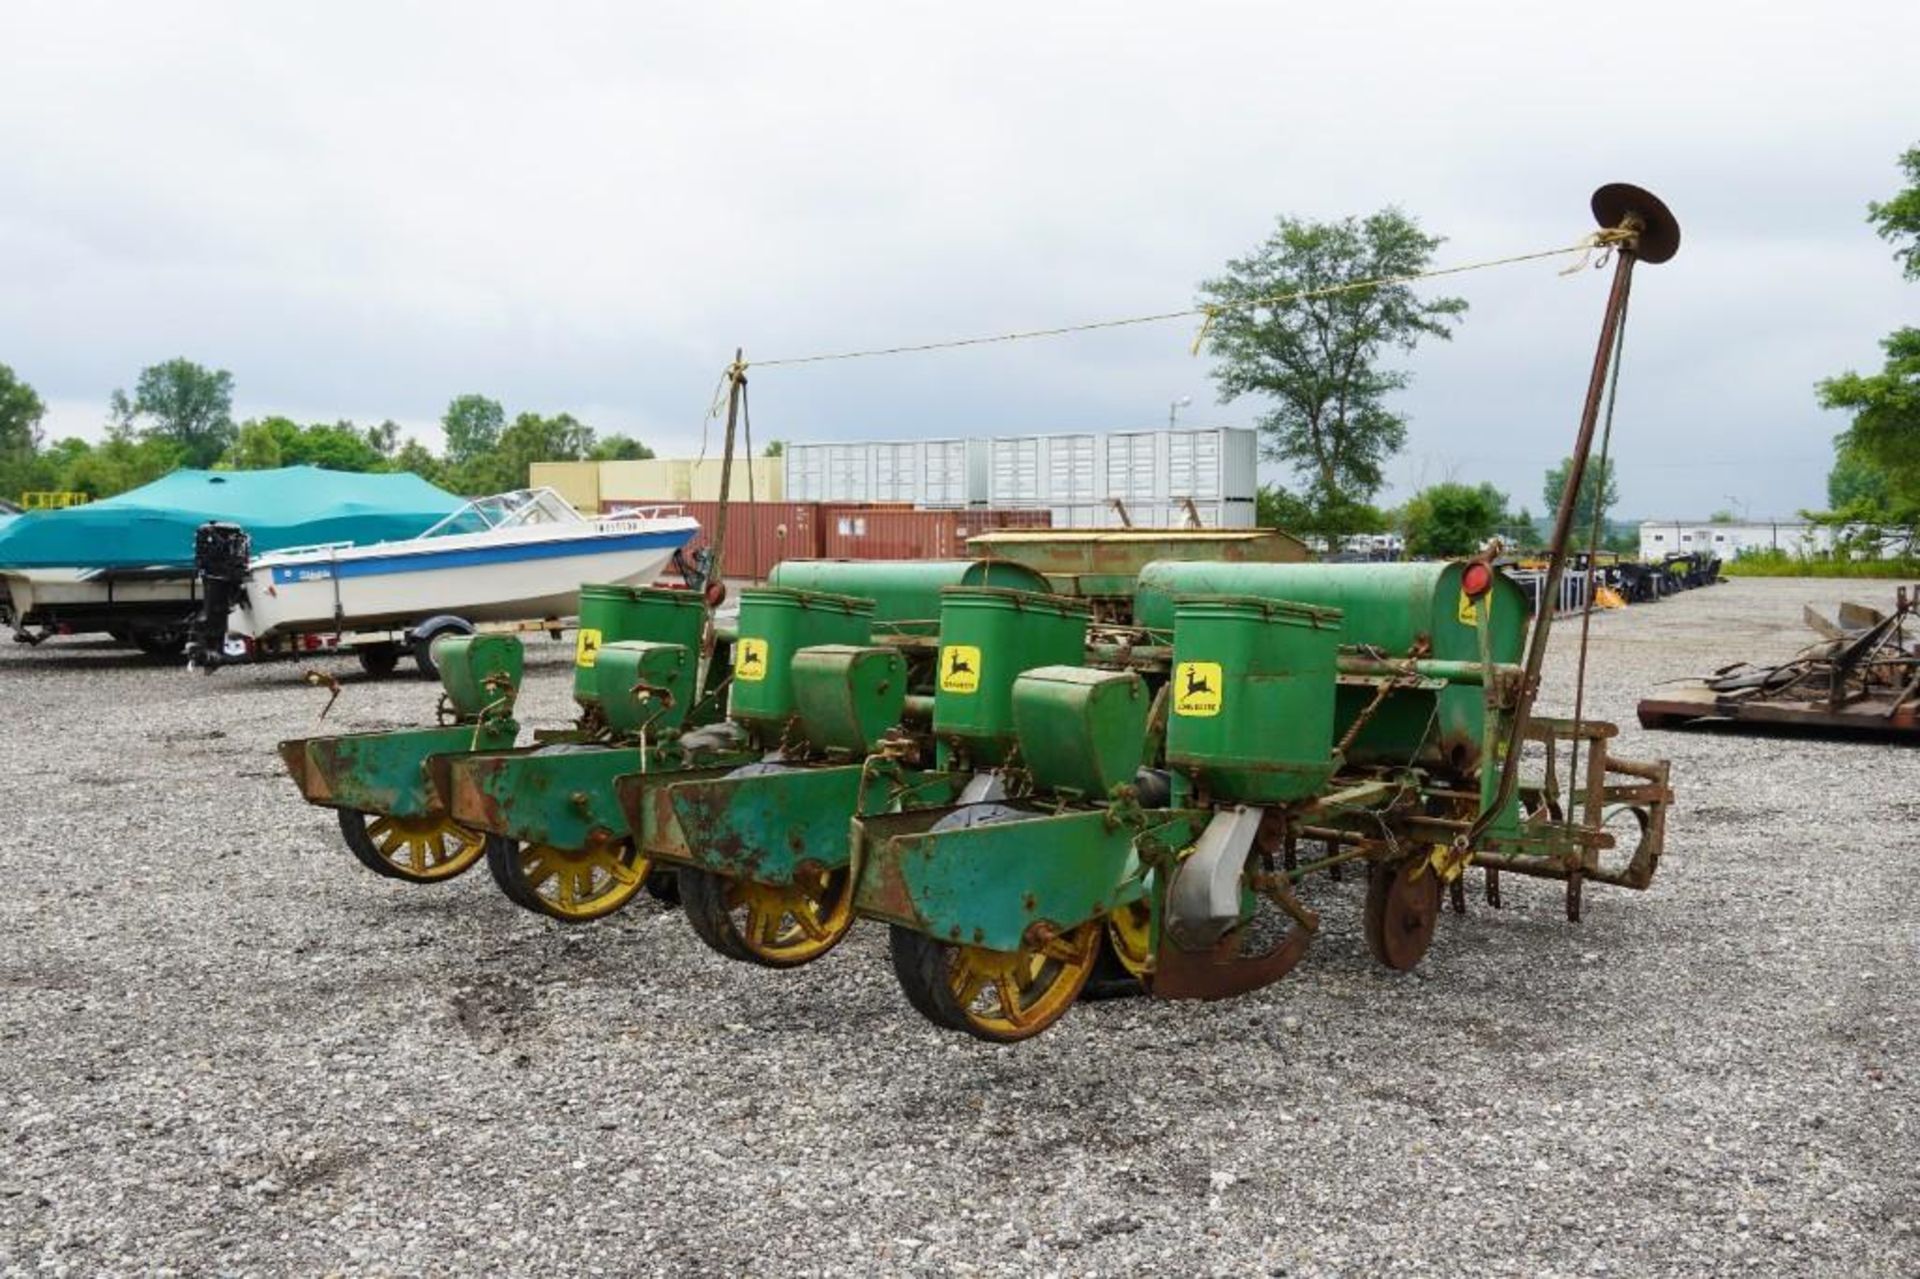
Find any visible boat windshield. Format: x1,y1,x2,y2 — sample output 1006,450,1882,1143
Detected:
419,488,584,539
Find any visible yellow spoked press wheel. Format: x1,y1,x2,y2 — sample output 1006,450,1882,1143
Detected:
888,921,1102,1043
486,833,652,923
679,865,857,968
337,809,488,883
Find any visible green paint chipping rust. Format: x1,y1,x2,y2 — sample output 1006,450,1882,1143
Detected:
729,588,876,736
767,560,1051,636
1011,666,1150,801
1166,595,1342,804
854,808,1148,953
288,721,518,818
932,587,1090,768
447,745,648,848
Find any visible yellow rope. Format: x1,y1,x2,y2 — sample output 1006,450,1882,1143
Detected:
739,225,1639,373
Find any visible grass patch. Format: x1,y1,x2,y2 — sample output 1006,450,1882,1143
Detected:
1723,550,1920,579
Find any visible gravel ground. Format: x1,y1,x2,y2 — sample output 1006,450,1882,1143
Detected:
1,577,1915,1277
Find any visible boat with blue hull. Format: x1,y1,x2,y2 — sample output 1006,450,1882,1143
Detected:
232,488,698,640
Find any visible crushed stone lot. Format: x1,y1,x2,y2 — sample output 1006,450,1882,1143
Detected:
1,576,1915,1277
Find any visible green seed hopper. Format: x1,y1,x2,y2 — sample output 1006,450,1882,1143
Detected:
766,559,1052,636
963,528,1309,619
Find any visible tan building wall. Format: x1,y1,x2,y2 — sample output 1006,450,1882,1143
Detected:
530,458,783,512
528,461,600,513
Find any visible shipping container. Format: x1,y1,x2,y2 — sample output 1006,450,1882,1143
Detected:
598,457,782,503
605,499,820,581
1047,498,1257,530
820,506,1050,561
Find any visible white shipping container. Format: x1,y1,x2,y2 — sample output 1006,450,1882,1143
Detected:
989,436,1043,506
1042,433,1102,504
871,441,919,503
921,438,985,507
784,443,827,502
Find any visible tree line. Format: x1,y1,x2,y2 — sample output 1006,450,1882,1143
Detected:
0,360,661,503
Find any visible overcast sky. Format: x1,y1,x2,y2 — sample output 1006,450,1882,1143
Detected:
2,2,1915,518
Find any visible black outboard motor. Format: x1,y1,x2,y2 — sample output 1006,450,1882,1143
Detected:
186,521,251,671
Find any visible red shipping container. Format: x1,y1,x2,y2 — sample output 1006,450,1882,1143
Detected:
818,506,1051,561
608,501,1052,581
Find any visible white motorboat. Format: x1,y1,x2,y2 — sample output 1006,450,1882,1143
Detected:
230,488,698,639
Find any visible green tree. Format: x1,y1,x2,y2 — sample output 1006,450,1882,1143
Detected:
450,411,595,494
292,421,385,471
390,438,445,486
441,394,505,468
1869,144,1920,281
0,363,48,500
1401,481,1508,557
1541,455,1620,533
63,423,186,498
225,416,301,470
589,434,655,461
762,439,785,458
1817,144,1920,551
365,419,402,459
1200,208,1466,535
111,358,235,468
1828,440,1891,508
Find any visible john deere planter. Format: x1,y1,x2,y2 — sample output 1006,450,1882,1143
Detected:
442,583,748,922
278,632,524,882
636,583,1090,968
852,559,1672,1042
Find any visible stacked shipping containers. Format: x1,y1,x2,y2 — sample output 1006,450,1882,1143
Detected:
787,427,1256,528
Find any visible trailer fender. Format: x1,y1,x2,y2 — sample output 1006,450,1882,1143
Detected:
409,615,474,679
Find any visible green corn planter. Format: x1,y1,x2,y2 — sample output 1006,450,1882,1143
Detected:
1139,561,1527,776
279,720,519,819
729,588,876,735
595,641,698,737
433,634,524,718
1011,666,1149,800
574,584,708,709
790,645,908,756
1166,595,1342,804
933,587,1090,767
767,560,1051,635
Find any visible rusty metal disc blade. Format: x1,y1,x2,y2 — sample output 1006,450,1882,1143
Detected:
1590,183,1681,264
1148,922,1312,1001
1363,860,1440,971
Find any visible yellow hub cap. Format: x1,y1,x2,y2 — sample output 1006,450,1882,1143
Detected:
946,921,1101,1041
726,867,856,965
514,837,650,921
364,814,487,882
1105,898,1155,980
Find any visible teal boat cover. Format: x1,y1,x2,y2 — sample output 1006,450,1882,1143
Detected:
0,467,465,570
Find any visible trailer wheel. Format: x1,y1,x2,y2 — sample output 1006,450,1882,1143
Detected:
356,643,402,679
131,627,188,660
1363,857,1441,972
337,808,488,883
410,616,475,680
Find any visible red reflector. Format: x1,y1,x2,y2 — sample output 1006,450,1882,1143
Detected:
1461,562,1493,597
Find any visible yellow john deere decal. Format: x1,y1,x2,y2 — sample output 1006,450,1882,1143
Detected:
735,637,771,682
1457,591,1490,626
939,644,981,693
575,627,603,668
1172,662,1223,717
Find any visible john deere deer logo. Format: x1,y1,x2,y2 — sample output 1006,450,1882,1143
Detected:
735,637,770,683
574,627,603,669
939,644,981,693
1172,661,1223,717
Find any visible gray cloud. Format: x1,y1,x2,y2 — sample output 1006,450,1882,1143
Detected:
2,1,1915,517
